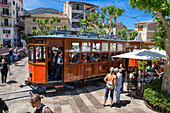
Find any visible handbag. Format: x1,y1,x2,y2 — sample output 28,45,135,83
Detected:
9,70,13,75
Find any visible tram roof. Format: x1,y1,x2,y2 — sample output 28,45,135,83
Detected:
28,34,127,41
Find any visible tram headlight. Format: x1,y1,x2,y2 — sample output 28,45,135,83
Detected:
28,73,32,78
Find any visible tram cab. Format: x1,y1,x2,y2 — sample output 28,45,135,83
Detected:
26,32,127,89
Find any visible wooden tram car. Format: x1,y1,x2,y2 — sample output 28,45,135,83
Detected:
25,32,154,91
26,34,127,90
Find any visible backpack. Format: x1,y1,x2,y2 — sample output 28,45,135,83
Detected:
34,105,55,113
107,74,114,89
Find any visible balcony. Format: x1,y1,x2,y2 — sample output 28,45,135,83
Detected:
0,1,11,6
1,11,11,17
1,22,12,27
14,22,24,29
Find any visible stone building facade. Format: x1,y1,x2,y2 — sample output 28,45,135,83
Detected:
0,0,24,47
134,20,158,41
21,13,69,35
64,1,98,34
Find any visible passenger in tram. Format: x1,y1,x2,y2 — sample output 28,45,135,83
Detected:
92,53,99,62
82,55,87,63
54,51,63,80
102,53,108,61
37,48,40,59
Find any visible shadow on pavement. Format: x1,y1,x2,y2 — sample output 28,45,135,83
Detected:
7,80,18,84
112,100,131,108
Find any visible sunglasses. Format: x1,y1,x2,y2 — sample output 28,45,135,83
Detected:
30,100,38,104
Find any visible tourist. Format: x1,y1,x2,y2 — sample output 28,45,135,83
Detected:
0,98,9,113
0,59,10,83
103,67,117,107
13,51,19,65
155,65,164,79
115,68,122,104
92,53,99,62
82,55,87,63
30,94,53,113
119,64,126,92
8,48,13,64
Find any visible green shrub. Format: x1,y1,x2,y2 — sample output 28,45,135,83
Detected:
144,79,170,112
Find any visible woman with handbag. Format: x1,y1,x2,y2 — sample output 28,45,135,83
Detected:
103,67,117,107
13,51,19,66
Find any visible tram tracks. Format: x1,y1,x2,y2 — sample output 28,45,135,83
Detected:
0,89,33,102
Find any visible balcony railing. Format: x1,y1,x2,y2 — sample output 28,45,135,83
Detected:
1,22,12,27
14,21,24,29
0,1,11,6
1,11,11,16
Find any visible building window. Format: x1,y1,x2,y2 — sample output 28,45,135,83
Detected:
4,19,8,26
13,10,15,15
72,13,84,19
138,25,143,31
33,27,37,30
2,8,9,15
13,0,15,5
3,30,11,34
72,4,84,10
21,8,23,11
72,22,80,28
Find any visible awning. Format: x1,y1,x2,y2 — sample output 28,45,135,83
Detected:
3,39,11,41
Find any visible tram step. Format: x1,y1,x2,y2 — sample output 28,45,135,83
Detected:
53,85,64,89
46,89,57,93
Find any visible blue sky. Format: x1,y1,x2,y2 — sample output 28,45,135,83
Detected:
24,0,153,30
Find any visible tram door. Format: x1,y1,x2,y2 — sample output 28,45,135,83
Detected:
47,46,63,82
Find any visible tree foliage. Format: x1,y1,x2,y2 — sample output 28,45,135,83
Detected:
117,29,127,40
130,31,138,40
22,33,33,44
61,24,67,30
33,16,60,35
79,5,125,35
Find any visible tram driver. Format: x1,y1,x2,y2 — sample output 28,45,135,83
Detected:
54,50,63,80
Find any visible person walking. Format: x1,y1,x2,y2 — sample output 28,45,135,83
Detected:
13,51,19,65
103,67,117,107
30,94,53,113
8,48,13,64
0,98,9,113
0,59,10,83
115,68,122,104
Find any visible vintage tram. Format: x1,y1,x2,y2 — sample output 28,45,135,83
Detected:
25,32,154,92
26,33,127,91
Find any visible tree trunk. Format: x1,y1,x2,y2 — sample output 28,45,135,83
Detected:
114,18,117,36
161,26,170,94
107,17,112,34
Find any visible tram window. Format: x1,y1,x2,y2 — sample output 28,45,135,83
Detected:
29,46,33,61
117,43,123,52
35,46,45,62
102,53,108,61
82,42,91,52
70,42,79,52
92,53,100,62
110,43,116,51
69,53,80,64
35,40,45,44
92,43,100,52
102,43,108,51
81,53,91,63
29,40,33,43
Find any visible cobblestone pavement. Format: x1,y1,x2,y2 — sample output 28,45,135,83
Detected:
0,58,156,113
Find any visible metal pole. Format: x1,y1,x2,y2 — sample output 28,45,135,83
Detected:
141,60,145,96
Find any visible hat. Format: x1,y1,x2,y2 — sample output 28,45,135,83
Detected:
110,67,114,71
146,66,151,70
114,68,119,72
